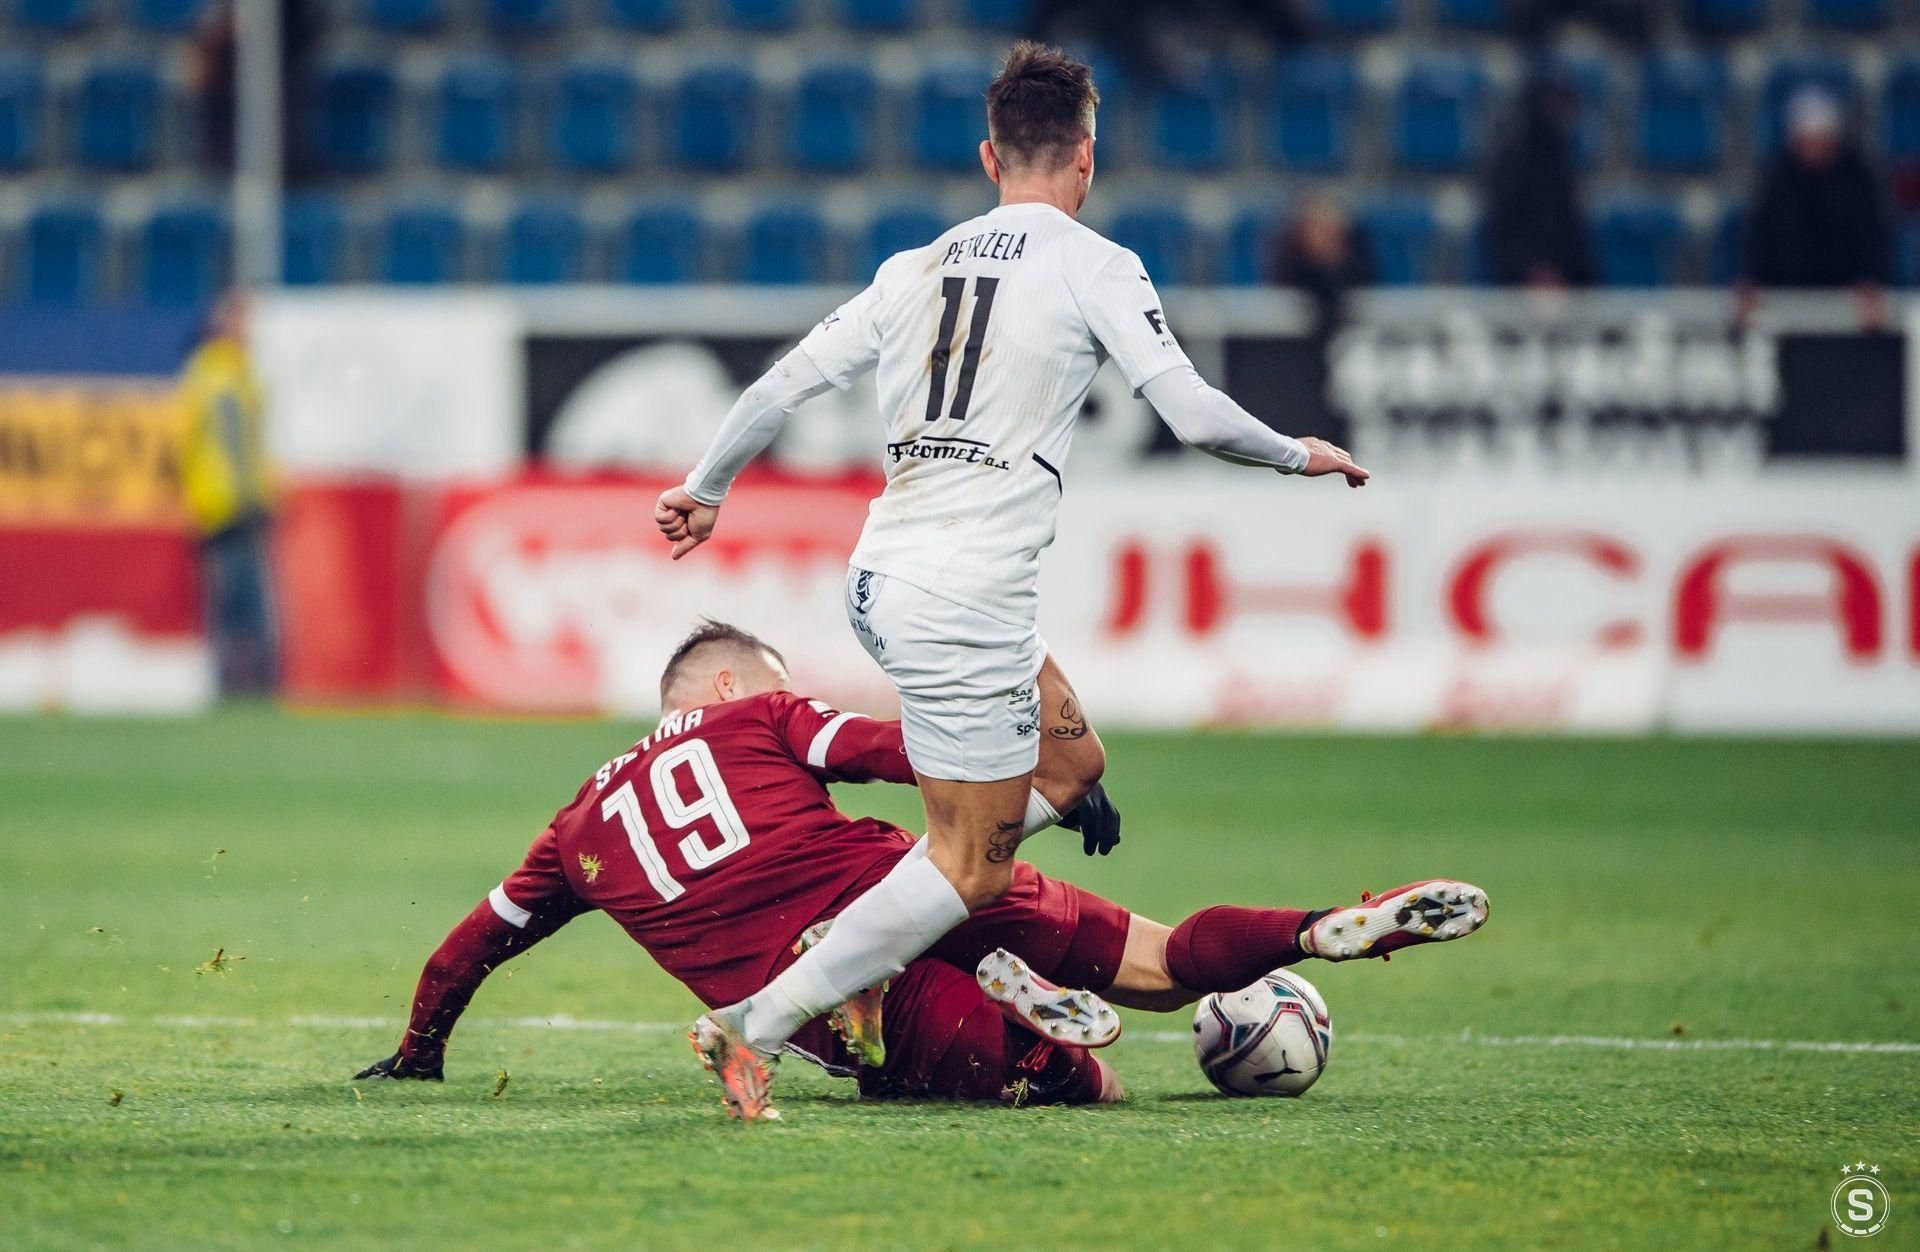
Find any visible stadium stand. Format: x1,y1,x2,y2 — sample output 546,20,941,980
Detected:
739,201,830,283
1267,51,1358,172
790,61,879,173
0,54,44,170
3,0,1914,298
553,58,640,173
622,203,705,282
18,200,106,304
500,198,589,284
671,63,757,171
435,55,520,173
137,197,230,305
72,57,162,172
377,200,467,284
282,192,351,285
1593,194,1688,287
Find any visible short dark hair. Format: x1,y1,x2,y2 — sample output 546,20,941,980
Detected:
659,620,785,704
986,41,1098,172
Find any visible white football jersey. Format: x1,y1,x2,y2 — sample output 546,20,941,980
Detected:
799,201,1190,625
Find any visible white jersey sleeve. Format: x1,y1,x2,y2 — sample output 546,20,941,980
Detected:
796,274,888,390
1072,248,1192,396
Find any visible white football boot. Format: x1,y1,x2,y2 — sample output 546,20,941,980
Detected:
975,948,1122,1049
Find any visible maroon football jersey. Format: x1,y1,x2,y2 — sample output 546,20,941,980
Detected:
492,692,919,1008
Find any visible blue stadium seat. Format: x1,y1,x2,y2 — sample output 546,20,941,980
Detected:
1354,196,1437,285
1437,0,1506,28
671,64,756,171
1144,62,1237,171
1592,196,1685,287
501,200,587,284
914,59,993,171
1804,0,1887,28
12,0,93,31
606,0,682,29
553,60,638,174
1267,52,1357,172
1895,216,1920,287
282,193,349,285
1639,51,1725,172
740,204,830,284
961,0,1028,28
378,202,467,284
1683,0,1763,33
622,204,704,283
1224,207,1282,285
130,0,208,29
790,62,877,173
862,205,945,275
1109,206,1200,285
1393,54,1485,172
841,0,916,29
0,55,44,170
136,199,228,306
19,201,106,304
436,56,519,172
1759,55,1859,153
309,60,397,174
1884,61,1920,161
485,0,561,34
1314,0,1398,34
362,0,444,31
719,0,798,29
73,59,160,171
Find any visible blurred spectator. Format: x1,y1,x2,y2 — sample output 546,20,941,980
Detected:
1509,0,1651,46
1030,0,1306,87
1740,88,1890,326
191,0,317,179
1271,193,1373,330
179,295,279,696
1482,77,1594,288
1268,195,1370,444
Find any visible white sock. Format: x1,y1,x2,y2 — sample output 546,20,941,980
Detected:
738,854,968,1054
1024,789,1061,837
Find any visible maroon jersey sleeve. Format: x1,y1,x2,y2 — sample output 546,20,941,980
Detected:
765,691,916,785
491,824,592,931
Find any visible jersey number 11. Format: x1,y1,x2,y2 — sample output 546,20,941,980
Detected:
925,276,999,424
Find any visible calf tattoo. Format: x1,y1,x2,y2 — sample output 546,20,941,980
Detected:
985,818,1023,863
1050,694,1088,740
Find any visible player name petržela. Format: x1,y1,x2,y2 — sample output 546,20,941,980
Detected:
940,229,1028,265
886,435,1013,470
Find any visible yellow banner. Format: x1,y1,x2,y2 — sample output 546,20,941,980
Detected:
0,383,186,526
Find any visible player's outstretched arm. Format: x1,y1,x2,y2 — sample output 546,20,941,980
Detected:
655,348,839,559
1139,367,1369,488
354,894,577,1081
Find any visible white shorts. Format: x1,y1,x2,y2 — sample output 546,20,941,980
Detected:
845,566,1044,782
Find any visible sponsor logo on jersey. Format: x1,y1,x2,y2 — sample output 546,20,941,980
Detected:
885,435,1013,470
940,230,1028,265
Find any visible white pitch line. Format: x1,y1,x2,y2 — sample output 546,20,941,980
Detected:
6,1011,1918,1055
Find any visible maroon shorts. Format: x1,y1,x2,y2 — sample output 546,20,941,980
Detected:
929,860,1132,992
788,863,1131,1101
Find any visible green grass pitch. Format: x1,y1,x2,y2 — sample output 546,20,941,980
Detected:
2,709,1917,1250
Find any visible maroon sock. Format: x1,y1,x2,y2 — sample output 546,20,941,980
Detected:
1165,905,1311,992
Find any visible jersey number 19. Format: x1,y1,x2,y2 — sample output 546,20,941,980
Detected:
599,739,750,901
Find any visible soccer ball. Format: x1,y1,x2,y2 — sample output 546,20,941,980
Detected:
1191,970,1333,1097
